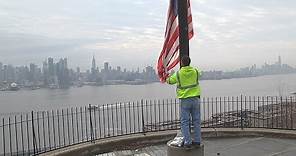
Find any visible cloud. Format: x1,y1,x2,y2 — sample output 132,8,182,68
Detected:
0,0,295,71
84,26,162,52
188,0,296,70
193,0,207,4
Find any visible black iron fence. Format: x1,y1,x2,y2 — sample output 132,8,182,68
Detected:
1,96,296,155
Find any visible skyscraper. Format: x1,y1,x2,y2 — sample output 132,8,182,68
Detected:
56,58,69,88
6,65,15,82
42,60,49,85
48,57,54,77
64,58,68,69
76,67,80,74
117,66,121,72
104,62,109,72
278,56,282,67
91,55,96,74
29,63,37,82
3,65,8,82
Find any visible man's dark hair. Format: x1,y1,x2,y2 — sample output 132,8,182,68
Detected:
181,55,191,66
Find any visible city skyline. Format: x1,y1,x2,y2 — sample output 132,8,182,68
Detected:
1,55,295,84
0,56,159,90
0,55,295,73
0,0,296,71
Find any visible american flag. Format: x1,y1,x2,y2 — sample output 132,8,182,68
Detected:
157,0,194,82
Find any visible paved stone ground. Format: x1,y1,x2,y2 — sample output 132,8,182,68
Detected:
97,137,296,156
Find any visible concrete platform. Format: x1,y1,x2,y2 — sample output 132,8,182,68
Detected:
98,137,296,156
41,128,296,156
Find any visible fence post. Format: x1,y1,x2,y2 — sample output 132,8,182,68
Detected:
8,117,12,156
141,99,145,133
240,95,244,130
290,97,293,129
89,104,94,142
280,97,283,128
14,116,18,156
32,111,37,155
285,97,288,129
2,118,5,156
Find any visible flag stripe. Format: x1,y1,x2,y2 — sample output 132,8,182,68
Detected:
157,0,194,82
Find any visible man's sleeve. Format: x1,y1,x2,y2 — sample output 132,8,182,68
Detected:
166,72,177,84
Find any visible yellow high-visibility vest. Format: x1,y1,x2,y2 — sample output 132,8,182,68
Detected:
167,66,201,99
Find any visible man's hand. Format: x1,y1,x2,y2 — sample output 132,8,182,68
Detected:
169,70,175,76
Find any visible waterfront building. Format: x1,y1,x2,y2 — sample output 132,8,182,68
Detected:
104,62,109,72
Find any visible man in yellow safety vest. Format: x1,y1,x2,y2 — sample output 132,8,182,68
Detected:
166,55,201,148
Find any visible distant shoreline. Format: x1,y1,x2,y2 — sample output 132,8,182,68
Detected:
2,72,296,92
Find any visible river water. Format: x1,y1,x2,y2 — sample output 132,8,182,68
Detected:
1,74,296,114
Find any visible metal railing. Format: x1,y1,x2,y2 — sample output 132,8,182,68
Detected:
1,96,296,155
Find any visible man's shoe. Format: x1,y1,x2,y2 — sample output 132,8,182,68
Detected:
183,144,192,149
192,142,201,146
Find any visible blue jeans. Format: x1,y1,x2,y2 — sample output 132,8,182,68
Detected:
180,97,201,145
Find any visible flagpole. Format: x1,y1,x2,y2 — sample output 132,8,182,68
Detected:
178,0,189,67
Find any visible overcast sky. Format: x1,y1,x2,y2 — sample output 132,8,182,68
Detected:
0,0,295,71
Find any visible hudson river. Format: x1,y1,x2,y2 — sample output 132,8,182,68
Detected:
1,74,296,114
